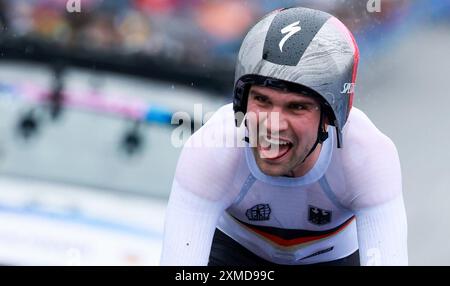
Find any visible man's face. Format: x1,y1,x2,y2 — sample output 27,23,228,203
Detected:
246,85,322,177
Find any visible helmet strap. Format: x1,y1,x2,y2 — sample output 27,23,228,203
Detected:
300,109,328,164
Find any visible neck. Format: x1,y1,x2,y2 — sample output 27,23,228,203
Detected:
288,143,323,177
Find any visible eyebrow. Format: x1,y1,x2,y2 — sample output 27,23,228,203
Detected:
249,89,317,104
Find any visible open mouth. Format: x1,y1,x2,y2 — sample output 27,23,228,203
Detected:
257,137,293,161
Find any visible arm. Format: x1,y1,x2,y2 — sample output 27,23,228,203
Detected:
160,180,227,265
355,194,408,266
350,137,409,266
341,109,408,265
160,104,241,265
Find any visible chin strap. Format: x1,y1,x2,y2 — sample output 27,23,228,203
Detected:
300,109,328,164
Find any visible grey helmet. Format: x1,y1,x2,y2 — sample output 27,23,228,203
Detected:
233,7,359,149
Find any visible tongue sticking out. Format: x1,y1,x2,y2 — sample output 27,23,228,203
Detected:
258,143,291,160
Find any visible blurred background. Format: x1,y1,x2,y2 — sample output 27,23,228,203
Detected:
0,0,449,265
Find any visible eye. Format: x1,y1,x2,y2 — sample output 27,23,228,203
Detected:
254,95,268,103
289,103,305,110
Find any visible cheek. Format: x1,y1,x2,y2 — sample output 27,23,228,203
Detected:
246,102,256,119
291,124,315,143
246,106,266,127
246,98,261,112
246,101,255,113
295,115,319,133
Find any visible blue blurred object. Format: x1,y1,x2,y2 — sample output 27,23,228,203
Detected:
145,105,173,124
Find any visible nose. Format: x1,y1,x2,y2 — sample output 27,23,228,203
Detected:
261,108,288,134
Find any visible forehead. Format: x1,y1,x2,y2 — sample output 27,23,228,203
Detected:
249,85,318,103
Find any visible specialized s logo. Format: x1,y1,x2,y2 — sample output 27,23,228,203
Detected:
279,21,301,52
246,204,271,221
341,83,356,94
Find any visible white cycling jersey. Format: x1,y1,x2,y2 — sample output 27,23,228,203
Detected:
160,103,408,266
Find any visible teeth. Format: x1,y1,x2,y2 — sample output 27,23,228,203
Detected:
265,138,291,146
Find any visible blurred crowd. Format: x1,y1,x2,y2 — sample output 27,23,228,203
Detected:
0,0,420,66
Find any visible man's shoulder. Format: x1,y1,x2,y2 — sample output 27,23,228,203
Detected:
185,102,241,148
335,107,402,209
174,103,244,201
179,102,243,175
206,103,234,122
342,107,397,158
205,103,235,129
189,103,234,135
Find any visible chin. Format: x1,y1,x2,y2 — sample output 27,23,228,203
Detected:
258,163,287,177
